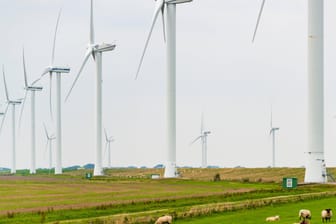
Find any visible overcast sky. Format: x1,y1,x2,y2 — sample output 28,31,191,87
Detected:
1,0,336,169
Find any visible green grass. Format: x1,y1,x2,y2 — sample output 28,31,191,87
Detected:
0,181,335,223
0,180,281,223
175,196,336,224
0,168,335,223
0,177,280,212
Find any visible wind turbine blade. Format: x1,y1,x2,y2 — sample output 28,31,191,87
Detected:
104,128,108,141
65,49,92,102
43,122,49,139
49,73,53,120
2,66,10,102
201,112,204,134
31,68,50,86
190,136,202,146
44,140,50,157
252,0,266,43
0,104,9,134
103,142,108,158
51,8,62,65
22,48,29,88
90,0,94,45
18,90,28,131
135,0,164,80
161,5,166,42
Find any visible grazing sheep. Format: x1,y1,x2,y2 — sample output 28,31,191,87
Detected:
299,209,312,221
266,215,280,221
155,215,172,224
322,209,332,222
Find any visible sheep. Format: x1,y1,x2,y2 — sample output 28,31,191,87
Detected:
266,215,280,221
322,209,332,222
299,209,312,221
154,215,172,224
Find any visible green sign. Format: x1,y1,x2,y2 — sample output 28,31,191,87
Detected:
85,173,92,179
282,177,297,189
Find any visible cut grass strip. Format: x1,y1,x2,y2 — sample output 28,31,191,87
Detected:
46,191,336,224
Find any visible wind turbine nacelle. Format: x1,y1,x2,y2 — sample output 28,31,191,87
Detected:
9,100,22,105
51,67,71,73
27,86,43,91
166,0,193,4
204,131,211,135
95,43,116,52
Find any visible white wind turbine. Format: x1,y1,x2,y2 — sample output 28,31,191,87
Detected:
34,9,70,175
269,109,279,168
19,49,43,174
0,66,23,174
43,123,56,171
65,0,116,176
190,114,211,168
104,128,114,168
136,0,193,178
252,0,326,183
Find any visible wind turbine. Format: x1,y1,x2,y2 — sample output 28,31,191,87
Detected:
190,114,211,168
65,0,116,176
104,128,114,168
19,49,43,174
135,0,193,178
252,0,326,183
34,9,70,175
0,66,22,174
43,123,56,171
269,109,279,168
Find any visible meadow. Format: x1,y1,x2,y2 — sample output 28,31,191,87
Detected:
175,197,336,224
0,167,335,223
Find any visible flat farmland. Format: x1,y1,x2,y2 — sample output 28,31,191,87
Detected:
0,175,255,213
0,168,335,223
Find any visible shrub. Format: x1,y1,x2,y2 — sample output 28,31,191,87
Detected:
40,212,46,223
7,211,14,218
213,173,221,182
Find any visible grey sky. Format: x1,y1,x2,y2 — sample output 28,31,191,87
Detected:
1,0,336,169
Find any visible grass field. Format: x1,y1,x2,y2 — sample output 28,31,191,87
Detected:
175,197,336,224
0,167,335,223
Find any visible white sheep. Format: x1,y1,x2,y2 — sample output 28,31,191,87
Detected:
299,209,312,221
321,209,332,222
266,215,280,221
154,215,172,224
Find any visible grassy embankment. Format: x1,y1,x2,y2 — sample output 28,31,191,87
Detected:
175,196,336,224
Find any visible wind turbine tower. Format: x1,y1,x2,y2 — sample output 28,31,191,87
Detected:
104,129,114,168
66,0,116,176
43,123,56,171
19,49,43,174
0,67,22,174
190,114,211,168
136,0,193,178
35,10,70,174
269,109,279,168
252,0,326,183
